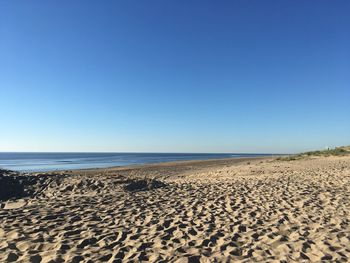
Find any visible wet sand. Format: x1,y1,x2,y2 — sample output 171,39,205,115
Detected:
1,156,349,262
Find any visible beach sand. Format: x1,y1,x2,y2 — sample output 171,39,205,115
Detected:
0,156,349,262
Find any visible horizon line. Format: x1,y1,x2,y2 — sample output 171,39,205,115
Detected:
0,151,286,155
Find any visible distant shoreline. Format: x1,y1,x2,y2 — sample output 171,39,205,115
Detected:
64,156,277,177
0,152,281,172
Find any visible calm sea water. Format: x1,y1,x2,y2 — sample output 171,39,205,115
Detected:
0,152,273,172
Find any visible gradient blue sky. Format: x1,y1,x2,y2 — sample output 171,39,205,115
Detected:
0,1,349,153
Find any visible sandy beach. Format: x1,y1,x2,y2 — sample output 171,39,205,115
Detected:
1,155,349,262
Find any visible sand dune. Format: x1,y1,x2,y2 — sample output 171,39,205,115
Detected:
0,156,349,262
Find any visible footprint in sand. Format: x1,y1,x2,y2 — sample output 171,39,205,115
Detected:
3,199,27,210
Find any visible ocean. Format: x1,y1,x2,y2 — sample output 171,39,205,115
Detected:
0,152,273,172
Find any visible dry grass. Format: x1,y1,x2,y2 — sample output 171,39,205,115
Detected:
278,146,350,161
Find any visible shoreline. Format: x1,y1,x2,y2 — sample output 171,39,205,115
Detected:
64,156,274,174
0,153,281,173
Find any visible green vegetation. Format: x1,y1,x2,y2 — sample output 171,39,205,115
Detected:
277,146,350,161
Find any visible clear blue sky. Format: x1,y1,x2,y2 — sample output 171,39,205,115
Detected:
0,1,349,153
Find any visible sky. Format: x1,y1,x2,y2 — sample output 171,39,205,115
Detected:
0,1,349,153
